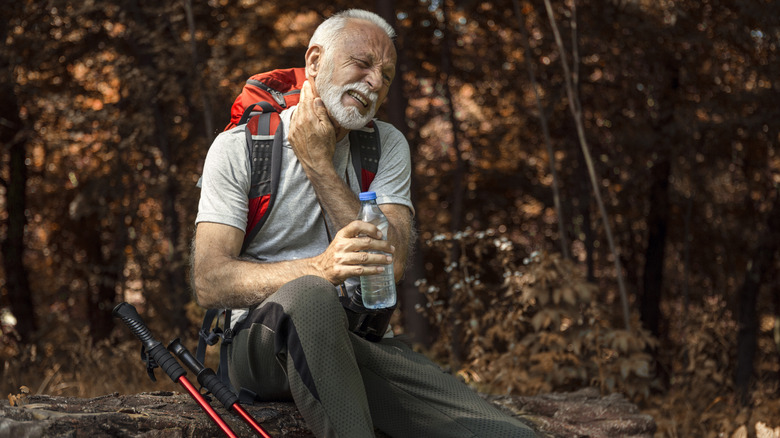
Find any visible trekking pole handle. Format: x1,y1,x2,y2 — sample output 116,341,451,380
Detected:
113,302,185,383
168,338,238,409
112,303,239,438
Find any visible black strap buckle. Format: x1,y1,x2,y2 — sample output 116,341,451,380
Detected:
199,326,223,346
222,328,234,345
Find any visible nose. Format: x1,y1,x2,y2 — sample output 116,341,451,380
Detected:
365,68,383,92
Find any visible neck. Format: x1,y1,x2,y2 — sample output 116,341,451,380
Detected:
331,117,350,142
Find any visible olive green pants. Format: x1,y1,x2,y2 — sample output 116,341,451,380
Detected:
228,275,537,438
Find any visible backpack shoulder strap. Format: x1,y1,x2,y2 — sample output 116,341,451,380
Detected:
241,111,284,254
238,101,276,126
348,122,382,192
196,308,222,365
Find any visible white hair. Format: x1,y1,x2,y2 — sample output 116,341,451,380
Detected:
309,9,396,49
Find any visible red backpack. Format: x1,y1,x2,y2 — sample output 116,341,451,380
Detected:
221,67,382,253
224,67,307,130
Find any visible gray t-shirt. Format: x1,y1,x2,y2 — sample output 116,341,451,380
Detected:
196,107,413,324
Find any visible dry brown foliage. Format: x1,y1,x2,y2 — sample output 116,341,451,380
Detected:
416,229,780,437
2,317,180,400
418,229,657,400
642,296,780,438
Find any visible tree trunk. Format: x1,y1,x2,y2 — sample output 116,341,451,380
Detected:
184,0,215,139
0,68,36,343
83,216,122,340
774,275,780,393
735,189,780,404
0,388,656,437
572,145,595,282
439,0,468,367
441,10,466,236
2,135,36,343
640,157,670,338
512,0,570,260
640,58,678,339
154,102,189,333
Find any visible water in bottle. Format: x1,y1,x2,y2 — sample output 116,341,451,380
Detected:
356,191,397,309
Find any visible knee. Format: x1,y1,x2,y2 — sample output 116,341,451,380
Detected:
276,275,343,321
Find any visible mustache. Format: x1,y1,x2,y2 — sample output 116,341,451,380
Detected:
341,82,378,106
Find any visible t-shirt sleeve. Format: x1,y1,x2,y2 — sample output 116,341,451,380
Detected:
195,128,251,232
370,121,415,217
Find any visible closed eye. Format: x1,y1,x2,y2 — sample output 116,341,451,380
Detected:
353,57,370,68
352,56,394,85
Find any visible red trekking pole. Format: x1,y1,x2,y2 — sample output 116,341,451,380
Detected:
168,338,273,438
113,302,238,438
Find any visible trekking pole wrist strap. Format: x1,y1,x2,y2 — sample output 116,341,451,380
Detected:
113,302,186,383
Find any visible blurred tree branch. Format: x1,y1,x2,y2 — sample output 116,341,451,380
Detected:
542,0,631,330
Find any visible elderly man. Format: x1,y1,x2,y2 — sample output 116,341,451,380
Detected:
192,8,536,438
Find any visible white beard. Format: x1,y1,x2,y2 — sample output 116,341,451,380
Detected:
317,66,379,130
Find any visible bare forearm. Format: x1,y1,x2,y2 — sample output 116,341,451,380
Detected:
192,219,400,309
304,166,361,230
382,207,413,281
194,254,326,309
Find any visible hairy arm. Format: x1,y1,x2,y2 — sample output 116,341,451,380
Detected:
289,80,413,281
191,220,393,309
376,203,413,282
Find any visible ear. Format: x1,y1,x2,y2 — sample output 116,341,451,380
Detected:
305,45,322,79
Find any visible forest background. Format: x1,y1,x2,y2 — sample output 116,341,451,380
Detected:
1,0,778,436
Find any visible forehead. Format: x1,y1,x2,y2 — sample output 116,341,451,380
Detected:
335,20,397,66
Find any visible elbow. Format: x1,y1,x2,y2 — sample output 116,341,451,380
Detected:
191,274,213,309
190,254,211,308
392,233,414,283
190,240,211,308
190,223,243,309
191,266,222,309
392,257,407,283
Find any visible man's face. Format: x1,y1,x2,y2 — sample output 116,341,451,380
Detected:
315,21,397,130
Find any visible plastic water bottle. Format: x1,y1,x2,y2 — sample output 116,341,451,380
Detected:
356,191,397,309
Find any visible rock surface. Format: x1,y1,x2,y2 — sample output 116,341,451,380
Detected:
0,387,655,437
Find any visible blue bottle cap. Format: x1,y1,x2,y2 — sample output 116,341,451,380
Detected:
359,191,377,201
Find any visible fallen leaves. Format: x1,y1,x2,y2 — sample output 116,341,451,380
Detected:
8,385,30,407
